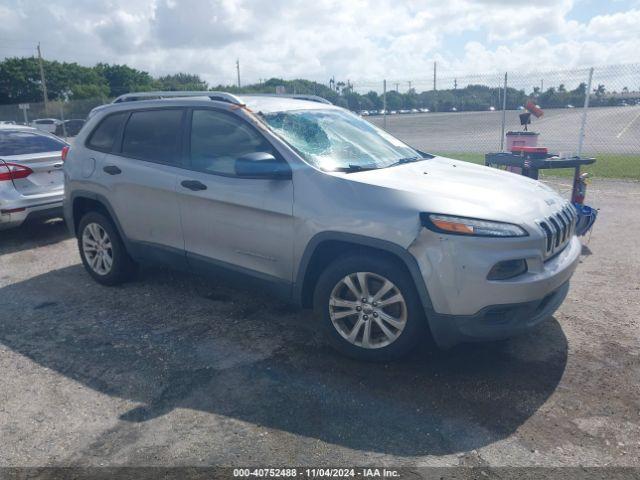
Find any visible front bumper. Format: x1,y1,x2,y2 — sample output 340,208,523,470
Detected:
0,190,64,229
408,229,581,347
428,281,570,347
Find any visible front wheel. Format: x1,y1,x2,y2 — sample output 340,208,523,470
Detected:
313,254,427,361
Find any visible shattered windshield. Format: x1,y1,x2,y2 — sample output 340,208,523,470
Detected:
261,109,423,172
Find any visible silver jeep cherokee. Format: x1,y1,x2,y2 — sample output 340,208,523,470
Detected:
64,92,581,360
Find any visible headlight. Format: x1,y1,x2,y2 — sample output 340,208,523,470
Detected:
420,213,528,237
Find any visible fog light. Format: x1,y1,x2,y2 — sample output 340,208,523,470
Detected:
487,259,527,280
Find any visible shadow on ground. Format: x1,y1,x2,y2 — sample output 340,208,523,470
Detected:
0,217,69,255
0,264,568,456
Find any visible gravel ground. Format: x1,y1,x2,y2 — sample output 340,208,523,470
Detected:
0,178,638,468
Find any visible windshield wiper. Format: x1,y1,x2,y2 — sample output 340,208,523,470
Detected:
385,156,423,168
333,164,379,173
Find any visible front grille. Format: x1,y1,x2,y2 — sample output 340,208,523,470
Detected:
538,203,577,258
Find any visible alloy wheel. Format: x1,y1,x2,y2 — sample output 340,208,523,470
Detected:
82,222,113,276
329,271,407,349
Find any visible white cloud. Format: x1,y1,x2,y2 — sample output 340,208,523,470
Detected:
0,0,639,86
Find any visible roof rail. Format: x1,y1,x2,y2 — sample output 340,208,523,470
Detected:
288,94,332,105
247,93,332,105
111,91,245,106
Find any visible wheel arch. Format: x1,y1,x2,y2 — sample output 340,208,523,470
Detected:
68,191,127,246
294,232,434,315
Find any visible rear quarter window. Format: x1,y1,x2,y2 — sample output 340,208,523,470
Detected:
86,112,127,152
0,131,66,156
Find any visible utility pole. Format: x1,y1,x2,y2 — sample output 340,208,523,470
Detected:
37,43,49,114
541,79,544,93
394,82,399,92
236,59,241,88
408,81,412,92
433,61,437,91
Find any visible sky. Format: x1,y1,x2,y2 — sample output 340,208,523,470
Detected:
1,0,639,88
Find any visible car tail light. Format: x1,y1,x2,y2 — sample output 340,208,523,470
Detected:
61,145,69,161
0,163,33,181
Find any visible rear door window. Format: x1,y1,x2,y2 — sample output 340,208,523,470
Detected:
121,109,184,165
86,112,127,152
0,131,66,156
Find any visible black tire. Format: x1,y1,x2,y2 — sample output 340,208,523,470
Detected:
313,254,428,361
77,211,136,286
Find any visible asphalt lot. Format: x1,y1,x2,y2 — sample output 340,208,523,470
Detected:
368,106,640,155
0,178,639,467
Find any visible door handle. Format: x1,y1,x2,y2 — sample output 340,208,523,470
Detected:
103,165,122,175
181,180,207,191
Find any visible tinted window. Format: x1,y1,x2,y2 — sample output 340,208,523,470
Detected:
122,109,183,164
190,109,274,175
0,131,66,156
87,113,126,151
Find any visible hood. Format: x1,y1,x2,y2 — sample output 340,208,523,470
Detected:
335,156,567,223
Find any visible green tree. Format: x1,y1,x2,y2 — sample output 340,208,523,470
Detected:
94,63,155,97
0,57,109,103
0,57,43,103
156,73,208,91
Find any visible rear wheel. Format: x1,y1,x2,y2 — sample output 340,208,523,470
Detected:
77,211,136,286
313,254,427,361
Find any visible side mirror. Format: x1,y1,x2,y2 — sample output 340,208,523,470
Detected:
235,152,292,180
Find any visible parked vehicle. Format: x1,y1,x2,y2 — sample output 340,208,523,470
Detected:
419,108,430,113
30,118,61,133
54,119,86,137
0,125,67,229
63,93,582,360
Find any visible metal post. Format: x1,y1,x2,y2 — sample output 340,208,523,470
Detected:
383,79,387,129
22,106,28,124
577,67,594,157
500,72,508,151
59,102,67,139
236,59,241,88
433,62,436,91
37,43,49,115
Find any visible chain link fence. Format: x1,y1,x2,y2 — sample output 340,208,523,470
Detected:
359,64,639,156
1,64,638,178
